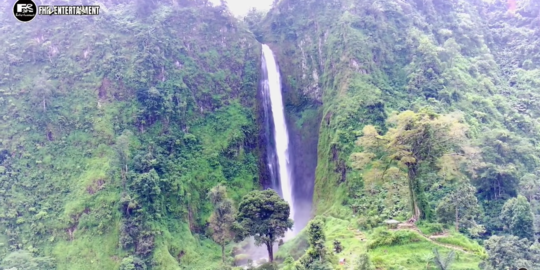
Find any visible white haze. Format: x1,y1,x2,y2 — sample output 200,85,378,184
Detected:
210,0,273,16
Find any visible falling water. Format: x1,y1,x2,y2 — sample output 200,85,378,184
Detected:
261,44,295,237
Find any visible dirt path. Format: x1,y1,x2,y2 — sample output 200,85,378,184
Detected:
346,223,475,257
402,227,472,254
347,226,367,241
346,224,472,254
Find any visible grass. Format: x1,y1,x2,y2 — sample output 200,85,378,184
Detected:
275,216,368,269
275,229,309,261
370,241,481,270
49,228,123,270
431,231,487,258
416,222,444,235
323,217,367,264
275,217,484,270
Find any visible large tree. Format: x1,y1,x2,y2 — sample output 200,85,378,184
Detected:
233,189,293,262
297,219,333,270
436,182,481,232
480,235,540,270
500,195,535,241
351,109,472,220
208,184,235,263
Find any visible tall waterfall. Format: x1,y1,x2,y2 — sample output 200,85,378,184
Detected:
261,44,295,236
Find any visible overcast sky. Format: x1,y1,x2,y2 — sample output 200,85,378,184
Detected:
210,0,273,16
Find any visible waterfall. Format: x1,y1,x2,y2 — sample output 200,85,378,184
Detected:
261,44,295,237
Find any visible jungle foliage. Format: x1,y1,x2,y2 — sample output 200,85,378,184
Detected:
0,1,261,269
233,189,293,263
0,0,539,269
259,0,540,268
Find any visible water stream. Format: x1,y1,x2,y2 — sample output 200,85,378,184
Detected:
261,44,296,238
240,44,297,268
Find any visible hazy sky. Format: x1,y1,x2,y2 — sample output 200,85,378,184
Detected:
210,0,273,16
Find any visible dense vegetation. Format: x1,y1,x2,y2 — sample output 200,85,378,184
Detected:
1,0,539,269
255,0,540,268
0,1,261,269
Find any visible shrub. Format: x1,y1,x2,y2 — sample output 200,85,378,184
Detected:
256,262,278,270
417,222,444,235
433,234,486,257
368,227,422,249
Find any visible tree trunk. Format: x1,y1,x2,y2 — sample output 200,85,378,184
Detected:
455,206,459,232
266,242,274,262
408,166,421,220
221,244,225,263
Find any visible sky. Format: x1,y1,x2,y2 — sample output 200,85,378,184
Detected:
209,0,273,16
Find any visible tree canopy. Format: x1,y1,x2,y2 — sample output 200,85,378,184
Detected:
208,184,236,263
351,109,473,220
480,235,540,270
233,189,293,262
297,218,332,269
500,195,535,241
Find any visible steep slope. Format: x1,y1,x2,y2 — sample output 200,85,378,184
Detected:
260,0,539,236
0,2,260,269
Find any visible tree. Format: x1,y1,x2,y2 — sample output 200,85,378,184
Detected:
29,72,54,112
116,130,133,186
500,195,535,240
129,169,163,217
436,182,480,231
119,256,147,270
519,173,540,202
208,184,235,263
432,248,455,270
0,251,55,270
353,253,374,270
297,219,332,269
333,239,343,253
282,257,295,270
305,260,334,270
243,8,265,41
480,235,540,270
233,189,293,262
218,0,229,14
352,109,471,220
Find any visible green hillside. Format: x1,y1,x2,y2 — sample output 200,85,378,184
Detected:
0,0,539,269
258,0,540,235
0,2,261,269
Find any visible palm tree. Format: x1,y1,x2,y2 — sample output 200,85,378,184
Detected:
432,248,455,270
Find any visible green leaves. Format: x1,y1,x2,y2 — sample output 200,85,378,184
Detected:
208,184,235,262
352,110,473,220
436,182,480,231
234,189,293,262
500,195,535,241
481,235,540,270
432,248,455,270
0,251,55,270
297,218,333,270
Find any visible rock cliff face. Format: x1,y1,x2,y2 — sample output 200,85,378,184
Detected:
260,0,540,233
0,2,261,269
